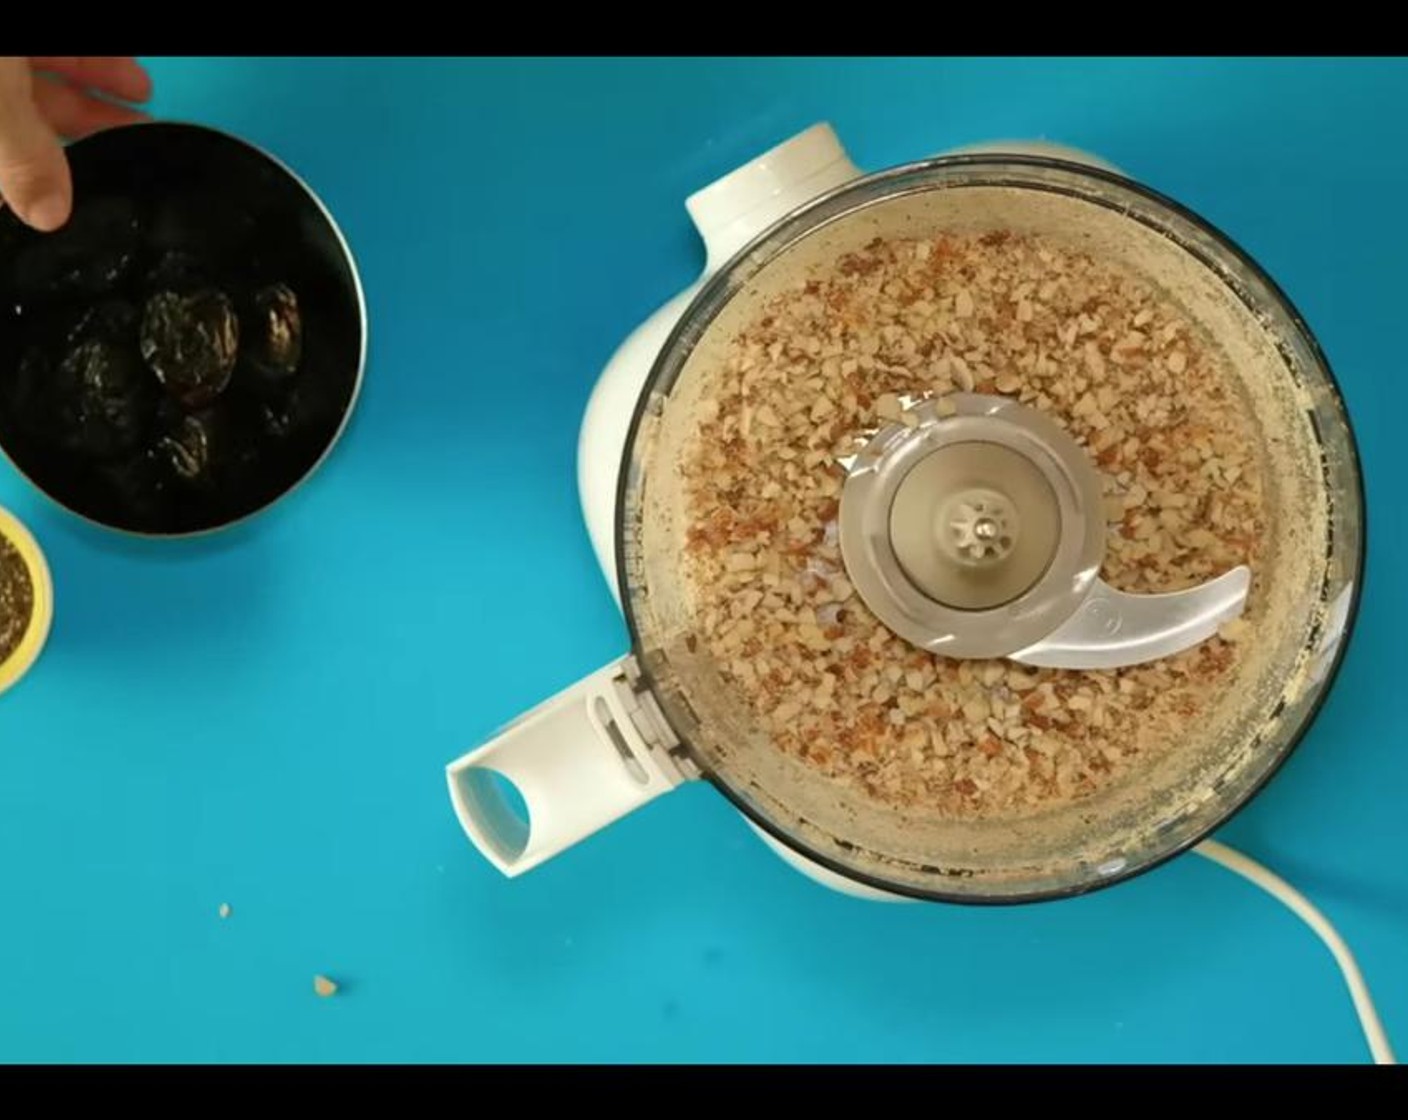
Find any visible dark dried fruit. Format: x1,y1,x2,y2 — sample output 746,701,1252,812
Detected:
254,380,324,443
156,412,218,484
260,400,294,439
6,197,140,299
140,290,239,409
8,347,50,424
97,449,170,525
151,193,254,263
50,337,150,459
66,299,140,348
247,283,302,379
144,250,207,294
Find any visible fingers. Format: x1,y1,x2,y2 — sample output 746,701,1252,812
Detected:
0,58,71,231
0,57,153,232
31,56,152,105
32,74,150,139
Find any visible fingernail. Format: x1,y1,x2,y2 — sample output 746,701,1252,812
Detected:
27,193,70,232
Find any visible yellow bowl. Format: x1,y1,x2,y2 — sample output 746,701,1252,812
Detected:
0,505,53,697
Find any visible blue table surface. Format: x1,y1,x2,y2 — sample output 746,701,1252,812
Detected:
1,57,1404,1063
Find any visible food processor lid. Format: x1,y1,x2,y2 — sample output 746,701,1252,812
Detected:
837,391,1251,668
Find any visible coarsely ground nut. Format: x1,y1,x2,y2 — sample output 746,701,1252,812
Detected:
680,231,1265,818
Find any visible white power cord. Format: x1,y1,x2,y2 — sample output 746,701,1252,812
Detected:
1195,839,1397,1065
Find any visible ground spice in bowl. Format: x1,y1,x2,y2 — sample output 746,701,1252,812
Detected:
0,531,35,667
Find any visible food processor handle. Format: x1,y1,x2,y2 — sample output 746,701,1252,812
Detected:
686,122,862,274
446,657,690,877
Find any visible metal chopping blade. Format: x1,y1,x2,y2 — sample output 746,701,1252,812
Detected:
836,392,1250,670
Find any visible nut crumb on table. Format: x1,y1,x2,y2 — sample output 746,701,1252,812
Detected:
313,975,339,997
680,231,1265,819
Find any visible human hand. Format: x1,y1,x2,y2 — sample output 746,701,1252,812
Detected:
0,57,152,232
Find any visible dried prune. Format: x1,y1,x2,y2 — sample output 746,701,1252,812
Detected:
155,411,219,485
6,197,140,300
144,250,208,294
151,193,253,263
244,379,321,443
140,290,239,409
97,449,171,526
66,299,140,348
50,337,150,459
261,400,294,439
246,283,302,380
8,347,51,425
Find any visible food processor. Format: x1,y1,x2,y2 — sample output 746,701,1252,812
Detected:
448,124,1362,909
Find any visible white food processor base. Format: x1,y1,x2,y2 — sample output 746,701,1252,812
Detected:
575,125,1122,901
